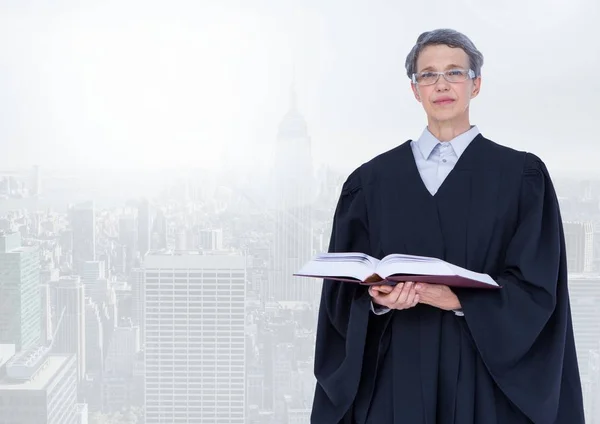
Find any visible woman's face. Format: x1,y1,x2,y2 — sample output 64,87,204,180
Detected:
411,44,481,126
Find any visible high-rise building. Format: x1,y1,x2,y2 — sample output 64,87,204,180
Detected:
85,298,104,377
151,209,168,250
138,198,152,257
582,347,600,424
40,283,52,344
74,403,89,424
130,268,145,346
119,215,137,275
0,346,78,424
593,222,600,273
81,261,105,282
50,276,86,381
269,83,317,303
199,229,224,251
102,321,140,412
144,252,246,423
70,202,96,275
569,275,600,388
564,221,594,273
0,231,41,351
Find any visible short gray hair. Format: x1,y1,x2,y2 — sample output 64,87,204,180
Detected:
404,29,484,79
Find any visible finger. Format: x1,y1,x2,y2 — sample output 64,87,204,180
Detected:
404,285,417,306
393,281,414,306
377,284,394,294
411,293,420,307
370,284,392,295
387,283,405,304
369,286,384,297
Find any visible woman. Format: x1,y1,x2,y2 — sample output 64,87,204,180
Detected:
311,29,585,424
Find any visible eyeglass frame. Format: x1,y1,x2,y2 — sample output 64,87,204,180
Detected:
411,68,476,85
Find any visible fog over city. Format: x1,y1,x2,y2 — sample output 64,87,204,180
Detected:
1,0,600,423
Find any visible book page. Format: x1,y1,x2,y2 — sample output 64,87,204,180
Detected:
446,263,498,286
316,252,380,267
296,255,377,281
376,258,452,279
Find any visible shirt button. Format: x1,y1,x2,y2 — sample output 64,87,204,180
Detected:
442,159,447,163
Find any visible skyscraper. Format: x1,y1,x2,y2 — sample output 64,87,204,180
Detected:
569,275,600,387
138,198,152,257
569,274,600,422
130,268,145,346
70,201,96,275
144,252,246,423
50,276,86,382
0,346,78,424
269,83,317,303
0,231,41,351
119,214,137,275
102,321,140,412
199,229,224,251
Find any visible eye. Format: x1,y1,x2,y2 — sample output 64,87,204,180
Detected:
417,72,437,83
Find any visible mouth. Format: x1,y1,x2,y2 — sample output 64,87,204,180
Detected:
434,99,455,105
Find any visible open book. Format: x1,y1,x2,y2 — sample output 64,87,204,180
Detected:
294,252,500,289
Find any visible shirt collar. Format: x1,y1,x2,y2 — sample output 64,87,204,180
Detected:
415,125,480,160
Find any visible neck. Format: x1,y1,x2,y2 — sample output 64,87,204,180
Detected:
427,115,472,142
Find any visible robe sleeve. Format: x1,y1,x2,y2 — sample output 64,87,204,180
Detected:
311,168,374,423
455,153,578,424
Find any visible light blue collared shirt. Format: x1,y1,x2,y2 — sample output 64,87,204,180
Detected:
371,125,480,316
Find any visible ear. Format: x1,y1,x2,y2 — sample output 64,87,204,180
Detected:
411,82,421,102
470,76,482,99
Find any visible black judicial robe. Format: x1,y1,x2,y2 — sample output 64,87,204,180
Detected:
311,134,585,424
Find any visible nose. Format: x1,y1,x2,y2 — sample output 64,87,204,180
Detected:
434,75,450,91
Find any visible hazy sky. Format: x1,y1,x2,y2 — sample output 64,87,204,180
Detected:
1,0,599,176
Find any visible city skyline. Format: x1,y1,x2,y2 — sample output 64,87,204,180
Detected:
2,1,600,423
1,1,600,176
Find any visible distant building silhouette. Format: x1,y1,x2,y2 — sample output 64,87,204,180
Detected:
69,201,96,275
0,346,78,424
564,221,594,273
137,198,152,257
569,275,600,394
0,231,41,351
268,82,318,303
50,276,86,382
143,251,246,423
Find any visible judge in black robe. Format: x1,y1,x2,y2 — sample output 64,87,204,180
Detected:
310,29,585,424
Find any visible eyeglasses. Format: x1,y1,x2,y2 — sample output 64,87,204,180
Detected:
411,68,476,85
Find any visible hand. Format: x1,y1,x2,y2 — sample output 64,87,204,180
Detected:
414,283,461,311
368,281,419,310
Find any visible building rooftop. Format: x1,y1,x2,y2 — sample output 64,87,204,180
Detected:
144,251,246,270
0,355,73,391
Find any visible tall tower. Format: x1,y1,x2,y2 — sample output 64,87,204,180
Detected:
70,201,96,276
564,221,594,273
119,214,137,275
50,276,86,382
269,82,318,303
137,198,152,257
143,252,246,424
568,274,600,422
0,231,41,351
